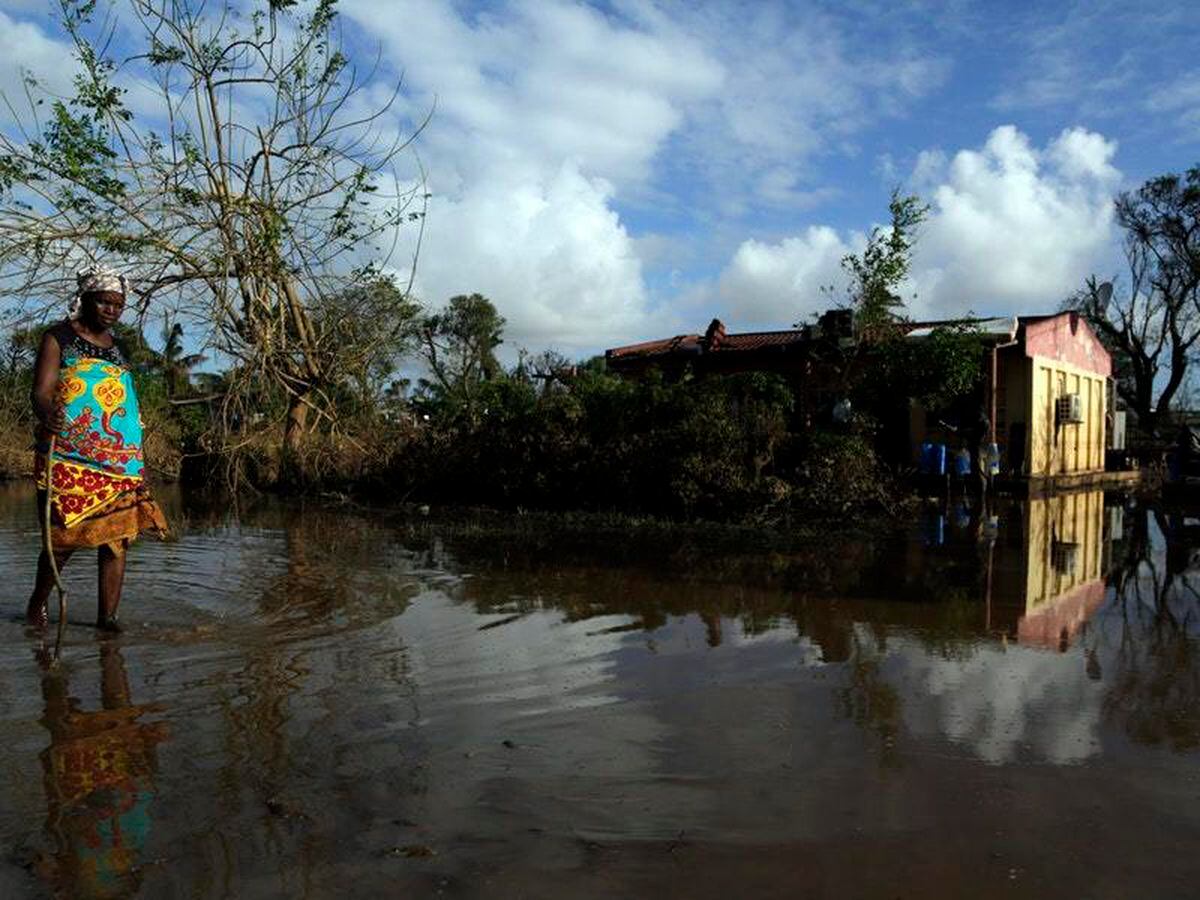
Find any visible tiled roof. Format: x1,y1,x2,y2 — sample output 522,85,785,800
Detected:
607,334,702,359
607,311,1084,364
607,329,807,359
714,331,805,351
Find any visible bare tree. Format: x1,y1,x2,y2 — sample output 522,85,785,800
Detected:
0,0,428,475
1074,165,1200,437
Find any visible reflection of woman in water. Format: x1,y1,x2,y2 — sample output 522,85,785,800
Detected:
36,642,169,898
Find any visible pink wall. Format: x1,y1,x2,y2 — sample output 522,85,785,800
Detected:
1017,579,1106,649
1022,313,1112,377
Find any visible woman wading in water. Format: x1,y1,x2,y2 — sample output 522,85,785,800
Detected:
25,266,167,632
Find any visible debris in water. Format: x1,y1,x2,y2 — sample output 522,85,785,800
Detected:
265,797,308,820
387,844,436,858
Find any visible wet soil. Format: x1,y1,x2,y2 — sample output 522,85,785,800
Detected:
1,484,1198,898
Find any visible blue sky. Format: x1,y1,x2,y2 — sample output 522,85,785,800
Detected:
1,0,1198,358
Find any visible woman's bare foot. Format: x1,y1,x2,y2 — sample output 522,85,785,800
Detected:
25,600,49,630
96,614,122,634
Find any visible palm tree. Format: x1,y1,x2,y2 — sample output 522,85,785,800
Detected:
160,320,207,398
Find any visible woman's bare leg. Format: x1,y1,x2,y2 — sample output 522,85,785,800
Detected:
97,544,126,631
26,549,74,628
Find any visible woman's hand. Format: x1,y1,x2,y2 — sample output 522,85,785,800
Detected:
43,404,66,434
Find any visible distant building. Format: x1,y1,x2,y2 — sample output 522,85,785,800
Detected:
605,309,1113,482
907,312,1111,481
605,310,852,429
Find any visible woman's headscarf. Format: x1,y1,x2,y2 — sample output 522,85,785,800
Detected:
69,265,130,320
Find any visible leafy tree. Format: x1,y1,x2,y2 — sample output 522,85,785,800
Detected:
2,327,40,376
876,324,986,413
0,0,428,469
841,190,930,335
416,293,505,424
817,190,983,434
0,327,40,427
1074,165,1200,436
311,275,420,409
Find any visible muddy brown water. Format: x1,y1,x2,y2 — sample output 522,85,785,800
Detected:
1,483,1198,899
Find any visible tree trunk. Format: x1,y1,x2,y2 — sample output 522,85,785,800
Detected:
285,394,309,452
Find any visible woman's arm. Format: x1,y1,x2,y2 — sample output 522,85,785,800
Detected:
31,331,64,433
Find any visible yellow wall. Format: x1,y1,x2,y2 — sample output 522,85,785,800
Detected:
1027,355,1107,476
1023,490,1104,615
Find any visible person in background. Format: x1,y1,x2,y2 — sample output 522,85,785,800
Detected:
966,402,991,495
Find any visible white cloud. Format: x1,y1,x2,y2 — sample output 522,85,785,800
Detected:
340,0,948,351
709,125,1122,329
912,125,1120,318
342,0,723,351
412,161,651,351
350,0,722,189
716,226,855,328
0,10,76,123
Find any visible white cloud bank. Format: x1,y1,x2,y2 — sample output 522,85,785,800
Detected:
413,162,652,347
912,125,1120,319
715,125,1122,329
341,0,947,351
343,0,723,351
715,226,856,327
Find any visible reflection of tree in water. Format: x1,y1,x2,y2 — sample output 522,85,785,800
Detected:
177,497,418,627
256,508,415,624
35,643,169,899
209,504,420,857
444,523,989,654
150,497,426,892
836,625,902,764
1103,503,1200,751
443,520,996,762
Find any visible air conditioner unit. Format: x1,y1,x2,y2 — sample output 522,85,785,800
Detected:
1055,394,1083,424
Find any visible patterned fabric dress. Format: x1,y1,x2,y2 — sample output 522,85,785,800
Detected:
35,321,167,552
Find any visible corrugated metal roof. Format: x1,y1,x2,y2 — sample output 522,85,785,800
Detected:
904,317,1018,340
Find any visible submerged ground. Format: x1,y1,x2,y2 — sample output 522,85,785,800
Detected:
1,483,1197,898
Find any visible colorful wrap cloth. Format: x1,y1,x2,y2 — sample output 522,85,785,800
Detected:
35,354,167,550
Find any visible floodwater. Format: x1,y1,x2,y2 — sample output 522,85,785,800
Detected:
1,484,1198,899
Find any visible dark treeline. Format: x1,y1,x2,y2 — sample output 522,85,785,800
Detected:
0,287,970,522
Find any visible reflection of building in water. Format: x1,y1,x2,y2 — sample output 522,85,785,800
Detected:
991,490,1107,649
37,643,169,899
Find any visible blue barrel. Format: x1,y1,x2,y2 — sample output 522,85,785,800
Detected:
921,442,946,475
954,448,971,476
953,502,971,529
